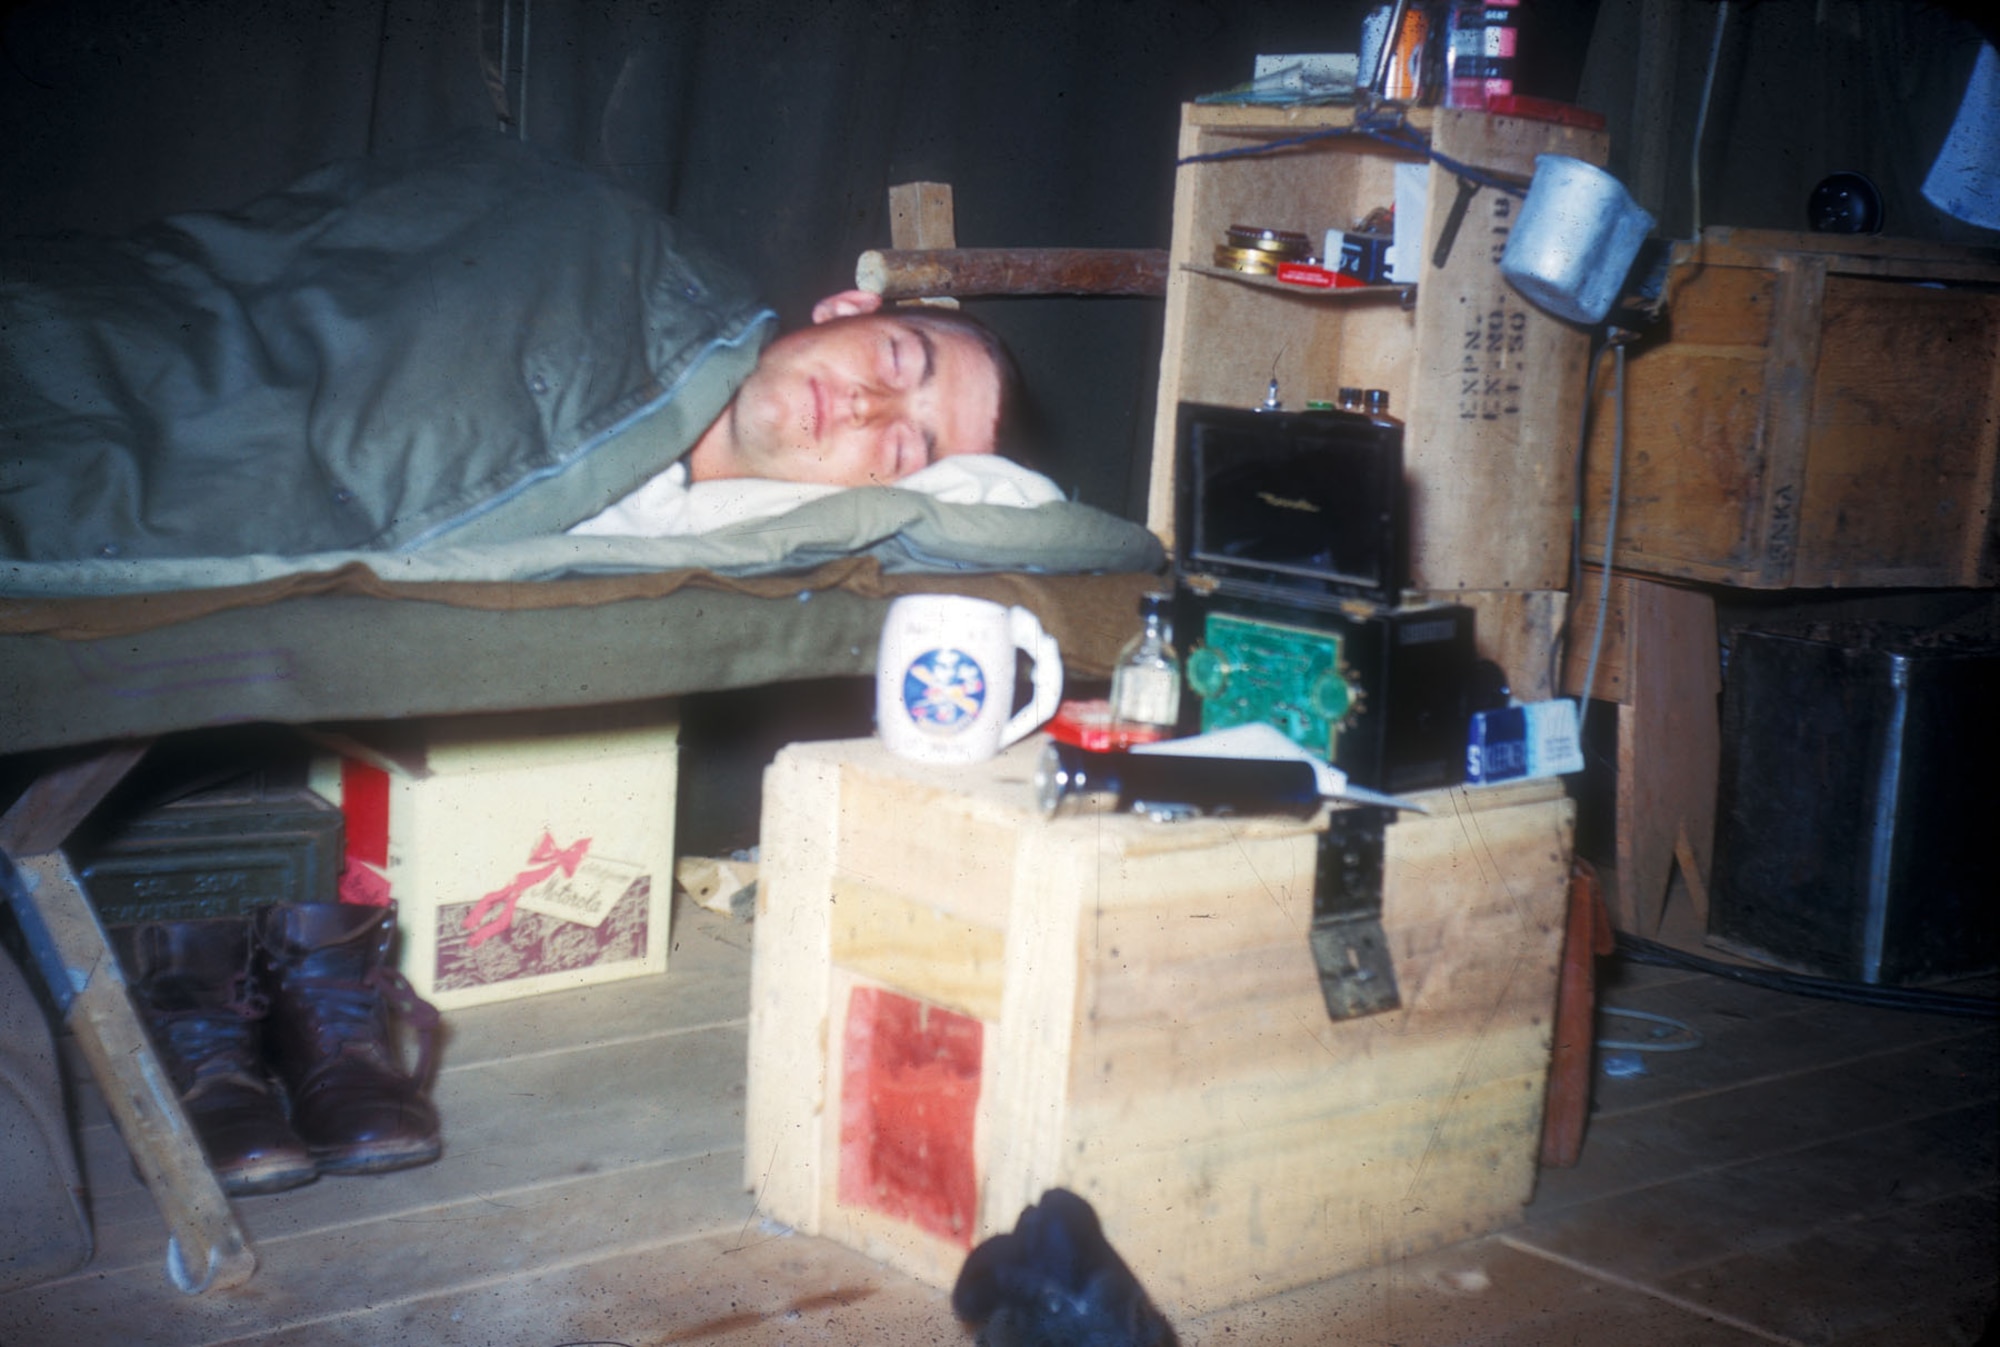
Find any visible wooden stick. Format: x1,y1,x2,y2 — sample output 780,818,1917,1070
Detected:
1539,859,1605,1169
2,740,258,1293
9,851,257,1292
0,740,150,856
856,247,1169,300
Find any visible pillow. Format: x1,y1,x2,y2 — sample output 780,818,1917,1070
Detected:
568,455,1067,539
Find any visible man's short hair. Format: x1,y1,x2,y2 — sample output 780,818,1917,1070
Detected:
893,304,1045,469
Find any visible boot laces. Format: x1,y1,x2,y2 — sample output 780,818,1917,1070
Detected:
153,973,272,1100
287,966,443,1091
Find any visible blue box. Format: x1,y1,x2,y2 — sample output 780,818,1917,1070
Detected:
1466,707,1529,784
1466,701,1582,786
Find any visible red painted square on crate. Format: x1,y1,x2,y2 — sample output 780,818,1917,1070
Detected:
838,985,982,1246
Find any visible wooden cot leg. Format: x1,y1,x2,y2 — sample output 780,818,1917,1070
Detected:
1539,858,1614,1169
1,743,257,1293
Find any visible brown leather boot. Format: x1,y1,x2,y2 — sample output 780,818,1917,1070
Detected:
255,902,443,1175
110,918,318,1197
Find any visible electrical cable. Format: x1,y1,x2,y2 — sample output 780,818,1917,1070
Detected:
1575,340,1628,712
1690,0,1730,240
1551,351,1598,695
1597,1006,1704,1052
1615,931,2000,1020
1175,118,1531,198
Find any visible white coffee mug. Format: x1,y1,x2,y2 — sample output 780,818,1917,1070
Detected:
876,595,1064,765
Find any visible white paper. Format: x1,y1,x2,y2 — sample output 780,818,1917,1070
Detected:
1524,699,1585,777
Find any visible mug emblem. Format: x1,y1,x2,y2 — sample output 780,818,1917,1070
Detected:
902,648,987,734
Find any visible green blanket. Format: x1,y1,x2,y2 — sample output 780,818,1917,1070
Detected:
1,132,1160,596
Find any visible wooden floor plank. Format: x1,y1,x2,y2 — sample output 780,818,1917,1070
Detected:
1531,1030,1996,1212
204,1223,954,1347
131,1226,1793,1347
1586,973,1985,1118
1512,1098,1997,1279
64,1020,751,1278
8,896,1993,1347
1181,1236,1788,1346
434,919,751,1069
1659,1185,2000,1347
0,1147,753,1347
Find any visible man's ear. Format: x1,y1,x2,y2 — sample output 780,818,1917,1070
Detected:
810,289,884,324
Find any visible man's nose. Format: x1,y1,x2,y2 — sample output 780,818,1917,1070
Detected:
848,383,907,426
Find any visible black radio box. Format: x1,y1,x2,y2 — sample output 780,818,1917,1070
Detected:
1179,589,1475,794
1173,401,1405,609
1171,400,1469,791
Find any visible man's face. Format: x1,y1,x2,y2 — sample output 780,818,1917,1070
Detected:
710,311,1002,487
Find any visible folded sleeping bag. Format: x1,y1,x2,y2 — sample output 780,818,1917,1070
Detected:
0,131,1160,597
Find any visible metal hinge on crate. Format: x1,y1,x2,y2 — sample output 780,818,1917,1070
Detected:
1311,806,1401,1020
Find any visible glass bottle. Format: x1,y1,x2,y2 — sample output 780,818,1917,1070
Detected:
1109,592,1182,730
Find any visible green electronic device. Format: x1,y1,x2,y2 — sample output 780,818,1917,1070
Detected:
1186,610,1360,761
1182,597,1476,793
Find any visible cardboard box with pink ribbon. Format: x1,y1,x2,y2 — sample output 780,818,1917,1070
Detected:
307,704,678,1010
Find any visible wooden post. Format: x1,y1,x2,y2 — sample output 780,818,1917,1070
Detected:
0,743,257,1293
887,181,960,308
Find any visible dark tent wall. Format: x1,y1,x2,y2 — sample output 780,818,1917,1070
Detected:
4,0,1989,856
3,1,1987,519
1,0,1606,517
1581,0,1997,244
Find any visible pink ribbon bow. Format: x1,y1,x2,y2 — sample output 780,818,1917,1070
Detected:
463,831,592,948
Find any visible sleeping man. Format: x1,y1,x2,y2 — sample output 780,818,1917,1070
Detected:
0,131,1043,564
567,287,1062,539
686,288,1009,489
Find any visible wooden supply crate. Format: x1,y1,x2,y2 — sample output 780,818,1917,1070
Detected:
746,736,1574,1316
1149,105,1606,594
1582,227,2000,588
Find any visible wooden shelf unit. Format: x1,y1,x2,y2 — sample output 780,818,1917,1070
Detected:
1150,105,1609,616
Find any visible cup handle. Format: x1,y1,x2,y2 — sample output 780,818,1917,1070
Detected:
998,606,1064,749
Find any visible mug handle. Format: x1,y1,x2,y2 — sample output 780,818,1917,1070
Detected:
998,606,1065,749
